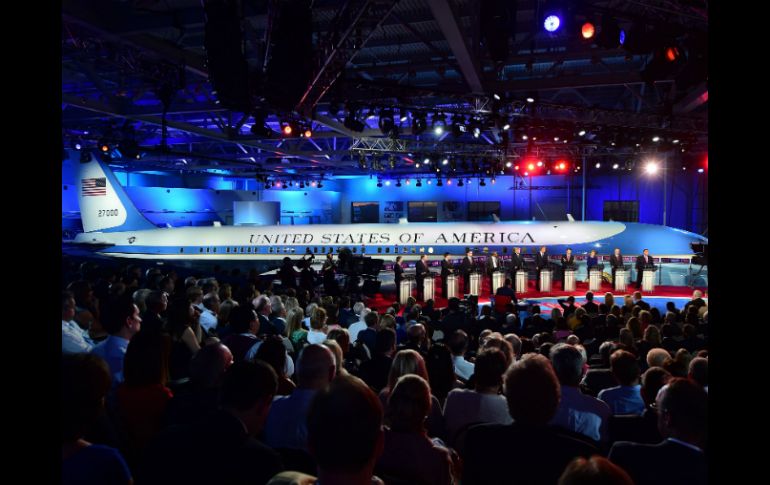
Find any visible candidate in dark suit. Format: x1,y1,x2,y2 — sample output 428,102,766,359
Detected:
415,254,430,300
635,249,655,289
393,256,404,289
609,248,624,285
322,253,337,296
486,251,502,290
560,248,576,289
586,249,600,270
608,378,708,485
535,246,549,291
460,249,474,293
440,252,453,297
509,247,525,283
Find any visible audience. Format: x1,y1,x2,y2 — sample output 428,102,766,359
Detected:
598,350,645,415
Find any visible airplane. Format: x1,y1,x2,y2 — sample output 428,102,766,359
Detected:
71,156,708,270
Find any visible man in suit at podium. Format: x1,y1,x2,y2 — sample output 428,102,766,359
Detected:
535,246,549,290
460,249,474,293
440,252,453,297
415,254,430,301
509,247,525,284
394,256,404,289
610,248,624,285
635,249,654,289
486,251,502,290
560,248,576,289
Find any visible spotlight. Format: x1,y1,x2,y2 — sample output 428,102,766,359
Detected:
442,158,449,166
544,15,561,32
100,142,110,152
432,113,446,135
424,157,431,165
405,179,411,185
493,93,501,100
344,113,366,132
581,22,595,40
697,168,704,173
447,179,452,185
578,130,586,136
537,161,543,167
595,163,601,169
412,113,427,135
282,124,293,136
612,163,619,170
275,181,282,188
451,114,467,137
385,180,391,186
528,163,535,171
514,165,520,171
427,180,432,185
665,46,681,62
378,109,394,134
645,162,659,174
303,128,313,138
652,136,660,142
400,111,408,122
310,181,317,187
505,161,512,168
473,127,481,138
434,125,444,136
502,121,511,131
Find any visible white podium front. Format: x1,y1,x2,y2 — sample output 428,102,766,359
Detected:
445,274,458,299
469,272,482,296
563,269,576,292
423,275,435,301
642,269,656,292
492,270,506,294
515,271,528,293
589,269,603,292
539,269,552,293
399,277,414,305
614,269,627,292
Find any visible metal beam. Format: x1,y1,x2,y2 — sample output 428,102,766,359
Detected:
425,0,483,94
673,83,708,114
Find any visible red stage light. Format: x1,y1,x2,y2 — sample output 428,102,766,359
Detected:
665,47,680,62
303,129,312,138
527,163,535,171
514,165,520,171
282,125,293,135
581,22,595,40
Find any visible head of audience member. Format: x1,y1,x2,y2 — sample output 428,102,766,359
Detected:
186,286,204,306
145,290,168,316
202,292,221,316
189,343,234,390
597,303,609,315
229,305,259,335
123,330,169,388
296,344,337,390
504,313,519,329
253,294,271,317
374,327,397,358
425,343,456,402
540,342,555,359
379,313,396,331
474,348,509,393
327,328,351,354
655,378,708,446
62,353,112,443
307,376,384,482
550,343,586,387
448,329,470,357
483,336,514,368
364,310,380,329
618,328,635,349
220,361,277,437
387,349,428,392
631,306,642,319
551,308,563,321
504,333,522,360
323,340,345,376
406,323,427,348
566,335,580,346
101,295,142,340
643,325,662,346
503,354,560,425
610,350,640,386
626,318,642,340
269,296,286,319
688,357,708,388
531,304,541,316
385,374,431,434
310,307,328,331
519,337,536,357
640,366,671,407
661,356,687,378
133,288,151,313
558,456,633,485
610,305,621,318
645,347,670,368
62,291,76,322
255,335,288,378
285,308,305,336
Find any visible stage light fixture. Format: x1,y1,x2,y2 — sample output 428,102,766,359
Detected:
385,180,391,186
514,165,519,171
275,181,282,188
505,161,512,168
479,178,486,186
457,178,464,187
377,179,383,187
581,22,596,40
427,180,432,185
544,14,561,32
437,178,443,186
344,113,366,132
473,127,481,138
645,162,659,174
416,179,422,187
358,153,367,169
396,180,402,187
522,135,529,140
697,168,704,173
446,179,452,185
400,110,408,122
612,163,619,170
579,130,586,136
378,109,394,135
537,161,543,167
310,181,317,187
652,136,660,142
406,179,411,185
432,113,446,136
442,158,449,166
527,163,535,171
281,123,293,136
412,113,427,135
423,157,431,165
665,46,680,62
502,121,511,130
389,155,396,169
493,93,501,100
416,162,421,168
595,163,601,169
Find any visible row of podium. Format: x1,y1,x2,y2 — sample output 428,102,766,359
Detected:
398,268,657,304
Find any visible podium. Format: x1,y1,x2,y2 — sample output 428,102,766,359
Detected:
614,269,627,292
399,277,414,305
539,269,552,293
445,274,458,299
563,268,576,292
589,269,603,292
492,270,506,294
469,271,482,296
423,274,435,301
515,271,528,293
642,269,656,292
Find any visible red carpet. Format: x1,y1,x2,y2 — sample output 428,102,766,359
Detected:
363,278,707,313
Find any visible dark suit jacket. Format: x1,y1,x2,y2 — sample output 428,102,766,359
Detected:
561,254,576,268
460,256,474,277
394,262,404,285
415,260,430,282
463,422,597,485
485,256,501,275
636,254,654,271
609,439,707,485
139,409,284,485
509,253,524,271
582,301,599,315
610,254,624,269
535,252,549,270
440,259,453,279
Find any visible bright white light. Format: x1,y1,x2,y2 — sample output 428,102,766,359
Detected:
537,161,543,167
697,168,704,173
554,137,559,141
522,135,528,140
673,139,680,144
424,158,430,164
652,136,660,142
612,163,619,169
503,123,511,130
493,93,501,100
434,126,444,135
400,115,408,122
524,171,529,176
579,130,586,136
416,163,421,168
526,97,535,103
385,180,391,186
505,161,512,168
645,162,659,174
442,159,448,165
595,163,601,168
473,127,481,138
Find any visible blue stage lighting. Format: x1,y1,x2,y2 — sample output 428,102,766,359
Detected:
544,15,561,32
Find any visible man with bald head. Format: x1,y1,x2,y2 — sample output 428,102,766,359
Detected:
264,344,337,451
397,322,428,356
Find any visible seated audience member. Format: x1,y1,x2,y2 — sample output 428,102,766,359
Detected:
609,366,670,445
357,310,380,355
199,292,220,336
376,375,456,485
256,335,297,396
646,347,670,369
139,361,284,485
270,375,385,484
62,291,95,354
221,305,261,363
425,343,461,407
688,356,708,392
358,328,397,393
609,378,708,485
264,345,336,451
463,354,597,485
307,307,328,345
163,343,233,427
443,348,512,448
549,344,611,444
598,350,645,415
448,329,475,381
91,295,142,386
505,333,522,361
558,456,633,485
62,353,132,485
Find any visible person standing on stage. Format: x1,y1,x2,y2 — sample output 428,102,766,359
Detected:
535,246,549,290
635,249,654,289
509,247,524,288
610,248,624,285
486,251,501,291
586,249,600,270
440,252,453,297
322,253,337,296
415,254,430,301
394,255,404,289
560,248,576,289
460,249,474,293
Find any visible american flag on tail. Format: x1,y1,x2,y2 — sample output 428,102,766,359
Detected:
82,177,107,196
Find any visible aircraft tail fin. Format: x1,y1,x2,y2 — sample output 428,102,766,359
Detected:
78,153,156,233
491,214,501,223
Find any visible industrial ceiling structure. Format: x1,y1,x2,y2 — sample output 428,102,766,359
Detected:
62,0,708,182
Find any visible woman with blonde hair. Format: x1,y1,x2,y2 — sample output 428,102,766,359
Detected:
604,292,615,308
286,308,307,353
307,307,328,345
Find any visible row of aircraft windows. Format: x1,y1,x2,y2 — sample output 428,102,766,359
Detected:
179,246,519,255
